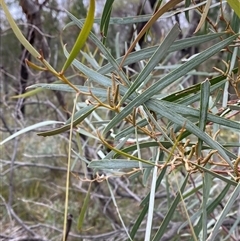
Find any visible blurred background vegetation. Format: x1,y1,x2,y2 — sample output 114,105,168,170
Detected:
0,0,240,240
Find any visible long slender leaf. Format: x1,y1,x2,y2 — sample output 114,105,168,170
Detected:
202,165,212,240
187,183,232,240
146,100,233,167
66,10,131,87
21,32,226,99
77,183,91,230
100,0,114,44
120,0,184,66
121,24,180,104
103,35,237,135
152,174,189,241
66,1,224,26
0,0,57,74
88,160,153,169
194,0,212,33
0,0,39,58
227,0,240,18
148,100,240,131
206,183,240,241
197,79,210,156
144,149,160,241
37,106,97,137
62,0,95,72
0,121,63,145
63,47,130,97
28,83,108,98
128,166,168,241
100,33,225,74
190,162,237,186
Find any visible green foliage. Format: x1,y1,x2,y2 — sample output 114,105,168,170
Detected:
1,0,240,240
62,0,95,72
227,0,240,18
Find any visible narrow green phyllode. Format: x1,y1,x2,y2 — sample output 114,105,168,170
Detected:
62,0,95,73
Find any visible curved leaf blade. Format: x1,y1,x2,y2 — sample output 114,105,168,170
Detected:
121,24,180,104
62,0,95,72
206,183,240,241
103,35,238,136
197,79,210,155
147,100,233,167
0,0,39,58
88,160,153,169
37,106,97,136
100,0,114,44
0,121,63,145
152,175,189,241
227,0,240,18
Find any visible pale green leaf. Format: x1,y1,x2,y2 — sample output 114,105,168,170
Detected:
0,121,63,145
227,0,240,18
